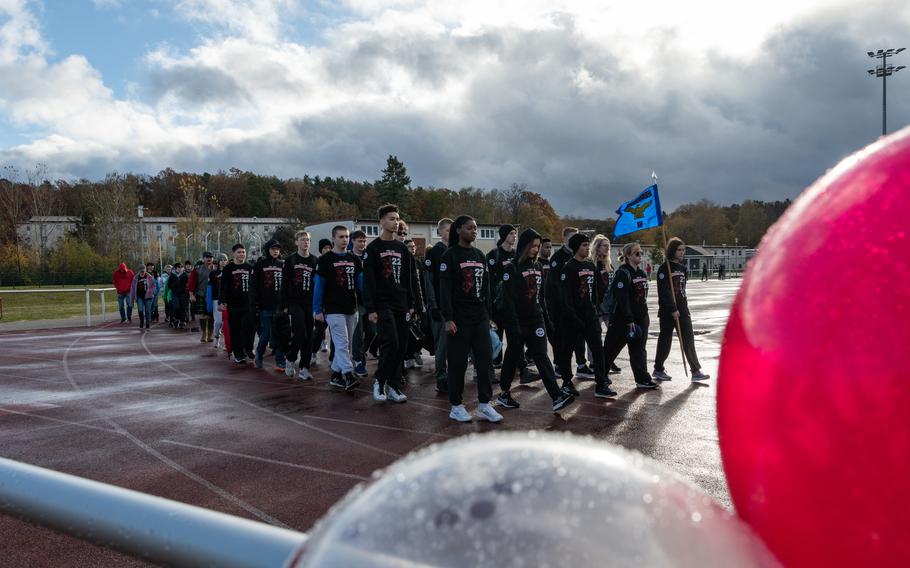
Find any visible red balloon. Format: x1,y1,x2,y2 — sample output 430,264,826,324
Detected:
719,127,910,567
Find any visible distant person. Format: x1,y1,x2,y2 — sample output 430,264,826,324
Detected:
188,252,215,342
129,264,158,330
146,262,160,322
349,230,372,379
112,262,135,323
701,264,709,282
311,238,334,359
646,262,652,281
159,265,173,323
220,244,255,364
282,231,317,380
209,254,228,350
250,239,286,371
167,263,189,329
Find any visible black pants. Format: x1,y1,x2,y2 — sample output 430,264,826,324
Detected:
501,323,562,400
447,320,493,406
227,306,255,359
312,319,328,358
603,317,651,384
287,303,314,366
557,317,606,386
377,308,408,390
653,311,701,373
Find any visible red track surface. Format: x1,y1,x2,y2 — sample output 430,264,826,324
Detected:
0,312,726,567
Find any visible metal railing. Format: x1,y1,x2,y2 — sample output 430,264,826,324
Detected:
0,287,117,326
0,457,308,567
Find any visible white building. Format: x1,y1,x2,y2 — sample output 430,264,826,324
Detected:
17,215,295,258
304,218,504,255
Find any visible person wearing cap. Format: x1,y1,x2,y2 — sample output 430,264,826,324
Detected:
603,242,659,390
556,233,615,398
129,263,159,330
250,238,286,370
547,227,595,380
485,224,516,370
496,228,575,413
188,252,215,342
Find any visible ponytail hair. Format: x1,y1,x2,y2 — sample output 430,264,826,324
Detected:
449,215,474,248
621,242,639,265
666,237,685,263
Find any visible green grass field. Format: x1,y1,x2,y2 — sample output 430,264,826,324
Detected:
0,285,162,323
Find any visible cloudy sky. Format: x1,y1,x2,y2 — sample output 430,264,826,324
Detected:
0,0,908,216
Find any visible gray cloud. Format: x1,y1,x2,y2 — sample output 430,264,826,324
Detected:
4,1,909,219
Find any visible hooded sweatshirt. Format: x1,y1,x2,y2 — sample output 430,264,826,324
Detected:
113,263,134,294
559,256,599,324
500,229,549,329
250,254,284,310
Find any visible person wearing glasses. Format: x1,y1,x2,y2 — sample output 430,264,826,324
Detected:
602,243,659,389
396,220,409,242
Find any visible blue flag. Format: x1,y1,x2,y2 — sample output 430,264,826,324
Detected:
613,184,663,239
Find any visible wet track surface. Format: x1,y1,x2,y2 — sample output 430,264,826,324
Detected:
0,280,741,566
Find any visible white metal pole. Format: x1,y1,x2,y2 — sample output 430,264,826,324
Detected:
0,457,307,568
85,288,91,327
101,290,106,322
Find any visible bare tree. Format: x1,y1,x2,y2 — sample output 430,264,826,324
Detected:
88,173,139,261
25,163,59,267
0,166,27,280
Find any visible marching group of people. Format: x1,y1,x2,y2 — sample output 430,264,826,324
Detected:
114,203,710,423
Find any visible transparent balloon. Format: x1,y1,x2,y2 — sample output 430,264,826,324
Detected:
295,432,777,567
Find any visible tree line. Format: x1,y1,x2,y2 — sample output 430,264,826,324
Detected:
0,157,790,285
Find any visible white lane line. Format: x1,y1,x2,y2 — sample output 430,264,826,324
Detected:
140,332,406,459
0,408,121,435
62,333,292,529
159,440,370,481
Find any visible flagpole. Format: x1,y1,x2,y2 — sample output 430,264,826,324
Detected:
652,172,689,378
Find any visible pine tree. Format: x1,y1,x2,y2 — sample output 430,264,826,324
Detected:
375,155,411,207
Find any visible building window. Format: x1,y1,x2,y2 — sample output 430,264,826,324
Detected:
480,228,496,240
156,225,162,231
362,225,379,237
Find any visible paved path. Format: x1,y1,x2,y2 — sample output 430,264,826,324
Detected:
0,279,742,566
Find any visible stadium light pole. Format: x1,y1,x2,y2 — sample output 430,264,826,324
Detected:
867,48,906,136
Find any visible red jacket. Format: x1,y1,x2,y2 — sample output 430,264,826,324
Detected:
113,263,135,294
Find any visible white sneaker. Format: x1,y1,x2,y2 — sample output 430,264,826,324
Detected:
385,385,407,403
297,367,313,381
449,405,472,422
404,359,416,370
285,363,297,378
475,403,503,423
372,380,387,402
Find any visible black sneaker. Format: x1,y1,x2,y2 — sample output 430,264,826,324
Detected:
575,365,595,379
635,380,660,390
609,364,622,375
233,355,248,364
329,372,346,389
343,373,360,391
594,385,618,398
552,393,575,412
496,392,520,409
435,380,449,394
245,350,256,361
561,380,580,397
519,367,539,384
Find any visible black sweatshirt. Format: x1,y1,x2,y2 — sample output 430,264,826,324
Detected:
424,241,447,310
595,260,614,314
282,251,317,307
545,245,573,305
219,262,253,308
363,238,415,313
316,251,361,315
656,261,689,316
611,264,650,323
168,271,188,296
250,255,284,310
485,245,515,290
500,257,548,329
439,244,491,325
559,257,599,323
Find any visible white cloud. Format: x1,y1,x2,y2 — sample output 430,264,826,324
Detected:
0,0,909,215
